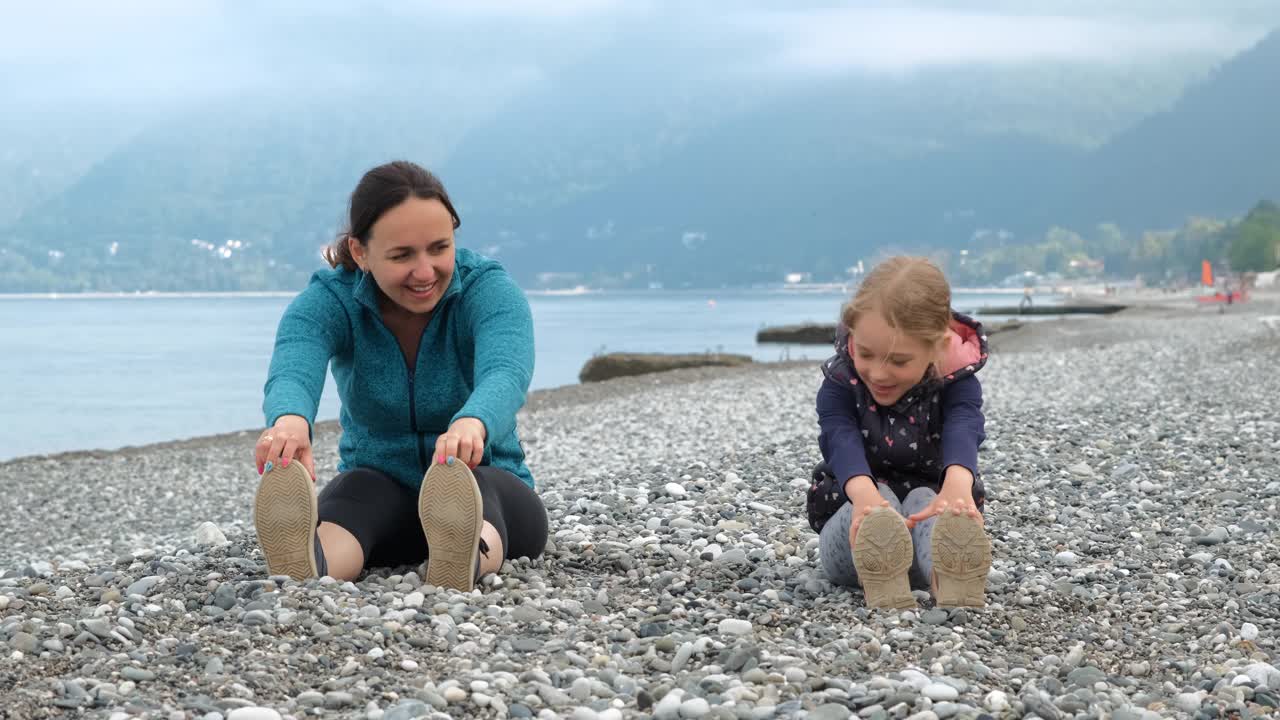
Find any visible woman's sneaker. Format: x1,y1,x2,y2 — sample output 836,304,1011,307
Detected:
418,461,484,592
852,507,916,609
931,512,992,608
254,462,321,580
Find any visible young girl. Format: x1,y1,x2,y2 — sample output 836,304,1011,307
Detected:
808,256,991,608
252,161,548,592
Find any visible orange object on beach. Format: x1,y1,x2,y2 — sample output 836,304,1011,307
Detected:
1201,260,1214,287
1196,290,1247,304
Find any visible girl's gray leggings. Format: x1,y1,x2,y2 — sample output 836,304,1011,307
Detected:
819,484,940,590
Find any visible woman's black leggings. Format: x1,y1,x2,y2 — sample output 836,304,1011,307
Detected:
316,466,549,569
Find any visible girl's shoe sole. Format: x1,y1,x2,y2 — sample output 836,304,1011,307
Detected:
852,507,916,609
931,512,992,608
419,462,484,592
253,462,318,581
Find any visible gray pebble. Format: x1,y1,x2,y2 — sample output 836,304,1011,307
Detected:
121,667,155,682
125,575,162,597
1194,527,1229,546
10,632,38,653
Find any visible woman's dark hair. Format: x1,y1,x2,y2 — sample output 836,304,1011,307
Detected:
324,161,462,271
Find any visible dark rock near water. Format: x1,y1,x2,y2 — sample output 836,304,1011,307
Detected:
756,323,837,345
579,352,752,383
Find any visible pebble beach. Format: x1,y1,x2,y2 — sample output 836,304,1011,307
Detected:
2,298,1279,720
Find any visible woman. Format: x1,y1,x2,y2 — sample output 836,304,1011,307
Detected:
253,160,547,591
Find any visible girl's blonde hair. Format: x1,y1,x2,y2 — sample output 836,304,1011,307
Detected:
842,256,952,355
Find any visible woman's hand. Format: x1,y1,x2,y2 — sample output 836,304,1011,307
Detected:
434,417,487,469
907,466,982,528
255,414,315,481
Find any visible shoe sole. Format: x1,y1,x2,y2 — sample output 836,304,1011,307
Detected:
253,462,318,581
419,462,484,593
852,507,916,609
931,512,992,608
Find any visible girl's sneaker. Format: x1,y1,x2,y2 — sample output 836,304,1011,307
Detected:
418,461,485,592
931,512,992,608
852,507,916,609
254,462,321,580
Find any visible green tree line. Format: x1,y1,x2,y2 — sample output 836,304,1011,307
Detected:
942,200,1280,286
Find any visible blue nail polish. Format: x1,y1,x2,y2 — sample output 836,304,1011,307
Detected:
446,456,454,466
264,461,273,473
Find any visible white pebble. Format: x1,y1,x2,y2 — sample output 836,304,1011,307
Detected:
444,687,467,703
899,669,930,690
195,521,228,546
401,660,419,671
1241,623,1259,641
923,683,958,701
403,591,425,608
1174,691,1206,712
984,690,1009,712
227,709,283,720
665,483,687,498
679,697,710,718
718,619,753,636
1064,644,1085,668
1068,462,1094,477
783,667,807,684
1243,662,1280,690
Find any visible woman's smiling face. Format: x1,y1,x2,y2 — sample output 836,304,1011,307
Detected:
350,196,456,316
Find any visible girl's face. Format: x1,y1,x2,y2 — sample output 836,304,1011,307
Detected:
849,310,939,406
350,197,456,317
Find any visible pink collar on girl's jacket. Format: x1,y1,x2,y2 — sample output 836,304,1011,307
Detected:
939,318,984,377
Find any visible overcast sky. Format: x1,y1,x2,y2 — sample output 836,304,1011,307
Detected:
2,1,1275,104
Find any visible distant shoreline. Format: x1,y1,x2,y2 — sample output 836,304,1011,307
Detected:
0,286,1055,300
9,295,1272,465
0,291,300,300
0,359,821,467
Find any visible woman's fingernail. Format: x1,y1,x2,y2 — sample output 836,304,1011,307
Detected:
264,461,273,473
257,465,263,475
282,458,289,467
446,456,455,466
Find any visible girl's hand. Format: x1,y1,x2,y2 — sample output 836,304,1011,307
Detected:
434,417,487,469
907,467,981,528
255,414,315,481
845,475,888,544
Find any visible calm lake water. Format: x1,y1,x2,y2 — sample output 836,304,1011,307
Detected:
0,289,1048,459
